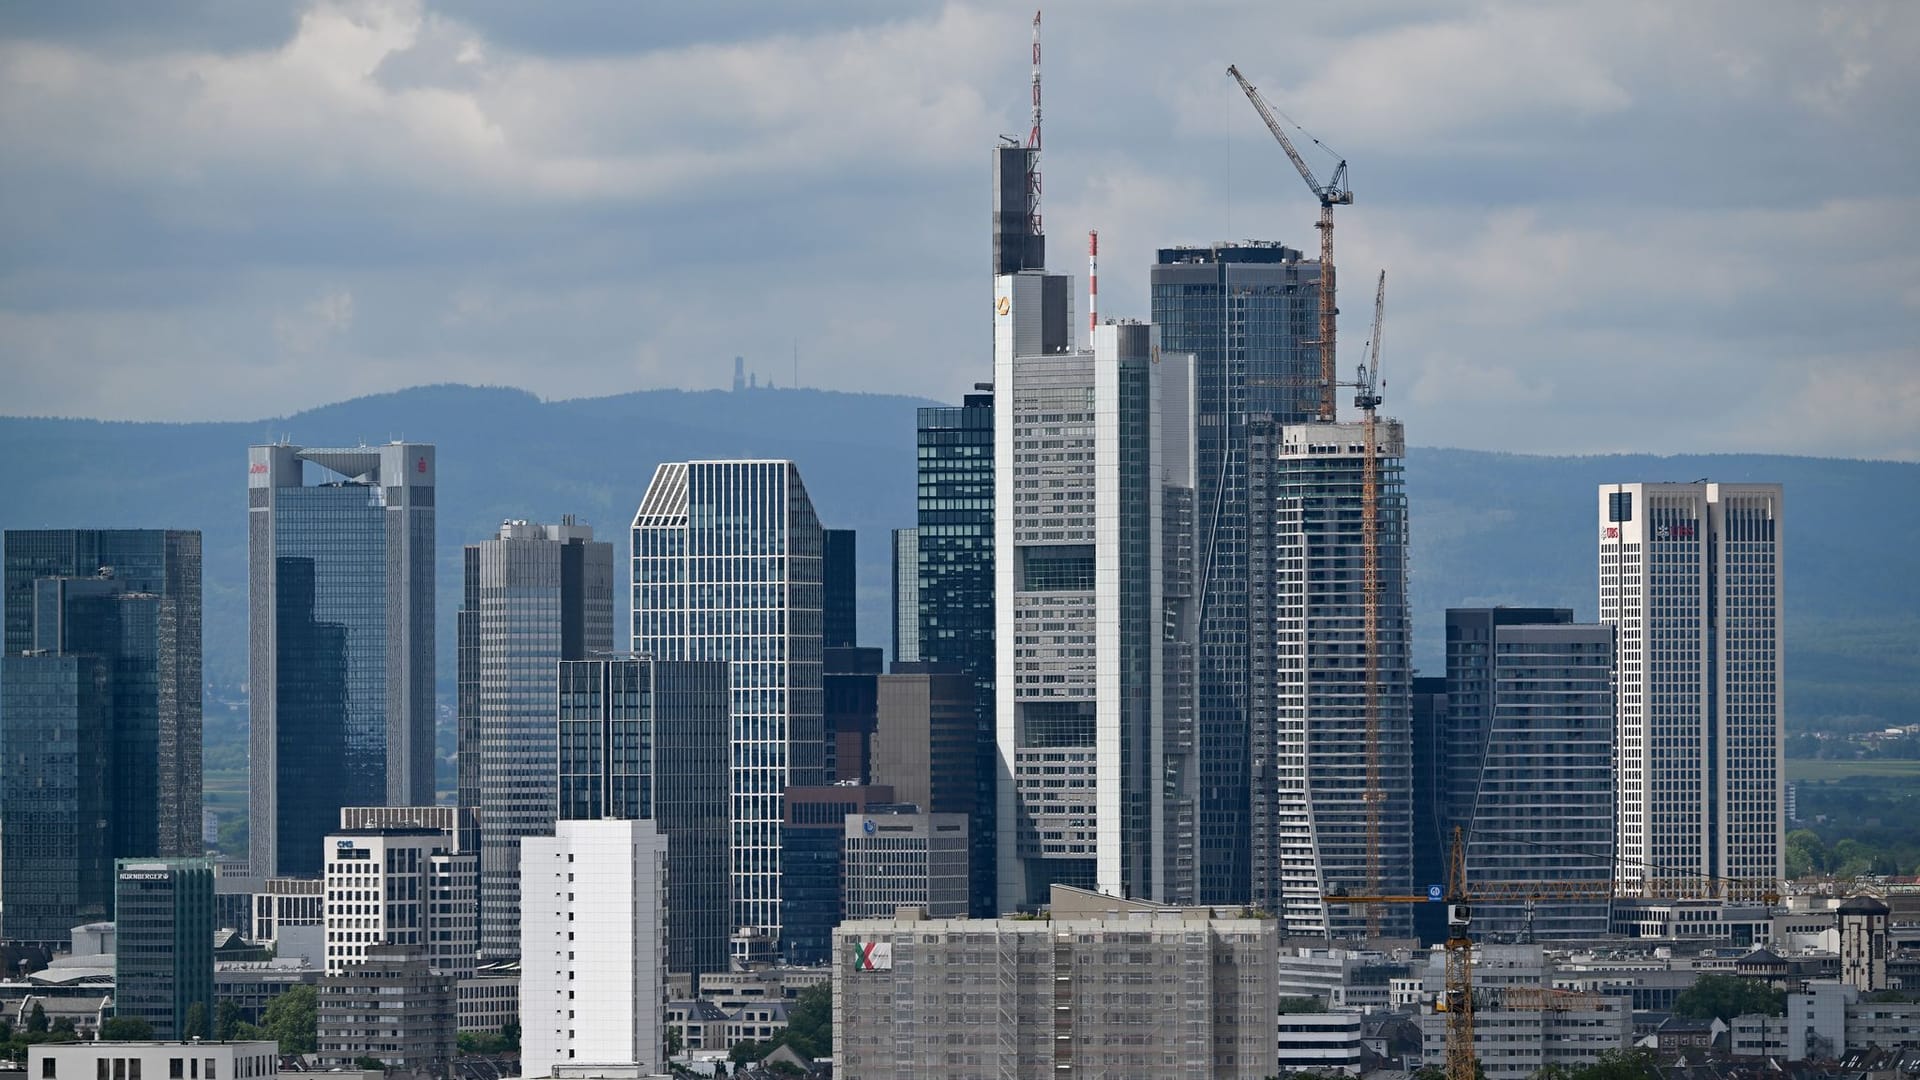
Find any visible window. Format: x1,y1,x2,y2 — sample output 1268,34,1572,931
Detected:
41,1059,55,1080
170,1060,185,1079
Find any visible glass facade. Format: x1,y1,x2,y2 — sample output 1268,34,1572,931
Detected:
890,528,920,664
1151,242,1320,905
823,529,857,649
114,858,215,1040
457,521,613,960
557,657,731,977
631,460,824,943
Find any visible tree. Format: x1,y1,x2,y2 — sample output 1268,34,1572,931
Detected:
1672,974,1785,1024
183,1003,208,1041
778,982,832,1060
26,1004,47,1035
1277,996,1326,1014
353,1057,385,1072
260,985,318,1055
214,1002,243,1042
100,1017,155,1041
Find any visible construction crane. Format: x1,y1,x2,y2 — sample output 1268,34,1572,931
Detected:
1227,64,1352,423
1346,271,1387,931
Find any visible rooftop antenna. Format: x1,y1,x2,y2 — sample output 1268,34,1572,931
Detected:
1027,11,1043,240
1087,230,1098,340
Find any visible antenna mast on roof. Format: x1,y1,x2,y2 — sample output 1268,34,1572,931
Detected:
1027,10,1043,240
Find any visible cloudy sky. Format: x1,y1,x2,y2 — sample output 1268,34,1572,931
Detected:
2,1,1916,459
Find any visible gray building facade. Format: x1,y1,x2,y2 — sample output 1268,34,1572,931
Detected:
556,656,731,977
247,443,435,878
457,518,613,960
317,943,455,1077
841,809,969,920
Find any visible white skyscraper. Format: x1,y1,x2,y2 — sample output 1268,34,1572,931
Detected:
993,270,1197,911
631,460,824,940
1599,482,1783,898
520,820,668,1080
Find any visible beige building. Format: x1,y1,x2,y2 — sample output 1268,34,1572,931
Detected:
834,885,1278,1080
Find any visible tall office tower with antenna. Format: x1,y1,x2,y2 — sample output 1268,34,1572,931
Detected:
1599,482,1783,900
1151,242,1323,904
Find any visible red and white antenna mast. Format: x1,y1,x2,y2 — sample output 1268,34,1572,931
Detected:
1088,230,1099,338
1026,10,1043,239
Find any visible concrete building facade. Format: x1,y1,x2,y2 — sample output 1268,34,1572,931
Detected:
316,943,455,1077
841,809,969,920
321,823,475,981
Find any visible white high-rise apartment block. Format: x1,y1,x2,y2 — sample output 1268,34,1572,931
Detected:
1599,482,1783,898
322,816,476,979
631,460,824,941
520,820,668,1080
993,271,1197,911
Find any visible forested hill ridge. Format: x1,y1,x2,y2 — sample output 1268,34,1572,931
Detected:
1,383,1913,731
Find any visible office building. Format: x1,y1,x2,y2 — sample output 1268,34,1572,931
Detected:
1410,675,1449,945
556,656,730,978
913,387,998,915
834,886,1279,1080
114,859,215,1040
521,820,669,1080
457,518,613,960
1599,482,1783,898
247,442,435,878
1444,608,1615,940
631,459,826,941
890,528,920,663
841,808,969,920
317,943,456,1076
250,876,323,947
994,288,1197,911
778,783,895,966
31,1042,278,1080
1247,420,1413,937
871,665,977,818
1836,895,1891,992
1418,945,1631,1080
992,142,1045,276
2,531,202,944
322,820,476,980
1151,242,1324,904
823,646,883,784
823,528,858,649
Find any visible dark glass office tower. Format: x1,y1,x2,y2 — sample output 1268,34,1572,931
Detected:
912,391,997,915
459,519,613,960
247,444,435,878
557,657,730,978
2,531,203,946
824,646,883,784
114,858,215,1040
1151,242,1322,904
778,783,895,966
823,528,858,649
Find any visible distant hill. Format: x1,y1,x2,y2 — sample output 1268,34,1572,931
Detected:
2,384,1913,735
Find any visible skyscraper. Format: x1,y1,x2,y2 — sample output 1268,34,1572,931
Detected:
631,460,824,941
1444,608,1615,940
556,656,730,977
1599,482,1783,898
457,518,613,960
1150,241,1323,904
1247,420,1413,937
912,388,999,915
2,531,202,945
521,820,669,1080
994,287,1197,910
890,528,920,664
114,858,214,1040
823,528,858,649
247,443,435,878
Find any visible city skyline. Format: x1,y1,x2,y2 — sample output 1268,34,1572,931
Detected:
0,3,1913,464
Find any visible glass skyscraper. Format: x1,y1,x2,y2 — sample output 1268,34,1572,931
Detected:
1,530,202,945
630,460,824,942
114,858,215,1040
247,443,435,878
1151,242,1321,905
556,657,731,977
458,518,612,960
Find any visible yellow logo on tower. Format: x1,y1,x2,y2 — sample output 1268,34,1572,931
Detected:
996,295,1010,316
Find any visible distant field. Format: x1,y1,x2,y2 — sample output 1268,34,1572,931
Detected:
1787,759,1920,782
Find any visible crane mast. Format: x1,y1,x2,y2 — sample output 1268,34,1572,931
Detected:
1226,64,1352,422
1360,271,1385,934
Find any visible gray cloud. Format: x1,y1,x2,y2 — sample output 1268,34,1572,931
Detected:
0,0,1915,460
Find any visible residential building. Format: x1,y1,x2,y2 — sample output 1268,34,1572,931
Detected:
1418,946,1630,1080
321,821,476,980
555,657,729,978
1444,608,1615,940
631,459,825,942
834,885,1279,1080
778,784,895,967
994,290,1197,911
1150,241,1324,904
317,943,455,1077
113,859,215,1040
1276,1013,1364,1075
913,387,999,915
458,518,613,960
1600,482,1783,898
841,808,969,920
520,820,669,1080
1,531,202,944
1247,420,1414,937
823,528,857,648
247,443,435,878
30,1042,278,1080
890,528,919,664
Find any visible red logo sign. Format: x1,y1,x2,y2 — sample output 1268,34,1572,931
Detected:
249,463,269,474
1603,526,1619,539
415,457,427,474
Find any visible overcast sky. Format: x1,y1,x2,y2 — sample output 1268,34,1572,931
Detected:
2,1,1916,460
